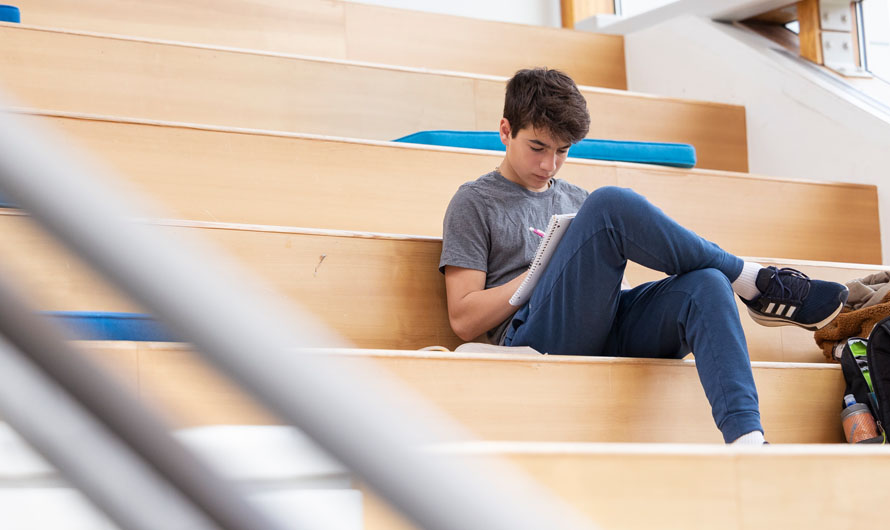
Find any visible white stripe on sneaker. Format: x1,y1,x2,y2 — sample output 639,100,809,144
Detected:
766,302,775,314
777,304,786,316
786,306,797,318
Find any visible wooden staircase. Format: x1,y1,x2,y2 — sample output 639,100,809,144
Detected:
1,2,887,529
0,24,745,171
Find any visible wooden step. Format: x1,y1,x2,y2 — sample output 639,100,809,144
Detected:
360,442,890,530
0,24,747,171
10,110,881,264
1,212,884,360
81,342,846,444
9,0,627,89
7,416,878,529
0,212,881,359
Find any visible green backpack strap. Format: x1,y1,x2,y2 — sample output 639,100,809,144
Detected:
849,339,874,392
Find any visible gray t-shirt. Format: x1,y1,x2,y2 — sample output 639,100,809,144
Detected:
439,171,589,343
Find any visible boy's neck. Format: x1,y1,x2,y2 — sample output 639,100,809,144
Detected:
496,159,552,192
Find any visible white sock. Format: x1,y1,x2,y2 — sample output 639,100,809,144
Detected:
732,261,763,301
731,430,765,445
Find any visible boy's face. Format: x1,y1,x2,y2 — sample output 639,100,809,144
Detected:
498,119,570,192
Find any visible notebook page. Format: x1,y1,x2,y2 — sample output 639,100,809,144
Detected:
509,213,576,306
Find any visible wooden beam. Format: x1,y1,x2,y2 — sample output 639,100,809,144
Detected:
798,0,823,64
561,0,576,29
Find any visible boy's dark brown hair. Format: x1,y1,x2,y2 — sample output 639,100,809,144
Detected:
503,67,590,144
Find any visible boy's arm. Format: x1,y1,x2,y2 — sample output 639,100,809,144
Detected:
444,266,527,342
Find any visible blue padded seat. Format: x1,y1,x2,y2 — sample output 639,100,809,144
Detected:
0,5,20,23
393,130,696,168
43,311,179,342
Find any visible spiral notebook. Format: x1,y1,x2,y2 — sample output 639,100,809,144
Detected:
509,213,576,306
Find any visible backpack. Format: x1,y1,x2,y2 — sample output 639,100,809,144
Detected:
838,315,890,443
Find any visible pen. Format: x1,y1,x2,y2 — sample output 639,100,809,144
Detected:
529,226,546,238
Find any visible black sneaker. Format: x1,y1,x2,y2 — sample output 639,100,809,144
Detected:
742,266,848,331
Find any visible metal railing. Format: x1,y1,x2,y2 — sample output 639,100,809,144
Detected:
0,99,597,530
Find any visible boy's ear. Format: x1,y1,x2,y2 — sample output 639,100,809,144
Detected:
498,118,511,146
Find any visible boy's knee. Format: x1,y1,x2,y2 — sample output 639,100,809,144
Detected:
586,185,637,205
679,268,734,304
581,186,646,218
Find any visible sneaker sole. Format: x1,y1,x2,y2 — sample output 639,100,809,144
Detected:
746,301,844,331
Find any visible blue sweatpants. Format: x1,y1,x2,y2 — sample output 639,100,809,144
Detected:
503,186,762,442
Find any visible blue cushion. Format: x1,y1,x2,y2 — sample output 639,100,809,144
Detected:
43,311,179,342
0,5,20,23
393,131,696,168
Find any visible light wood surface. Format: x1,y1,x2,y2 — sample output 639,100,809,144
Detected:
11,0,348,58
561,0,579,29
341,2,626,89
360,442,890,530
797,0,823,64
2,212,885,361
81,342,846,444
0,214,456,350
614,163,881,264
561,0,616,29
0,24,746,171
10,0,627,89
12,111,879,263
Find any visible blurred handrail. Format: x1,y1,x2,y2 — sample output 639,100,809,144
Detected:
0,332,230,530
0,100,597,530
0,273,287,530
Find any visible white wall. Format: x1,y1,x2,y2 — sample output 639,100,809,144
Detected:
348,0,561,27
619,0,678,16
625,15,890,264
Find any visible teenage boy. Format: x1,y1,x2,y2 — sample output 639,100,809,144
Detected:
439,67,848,445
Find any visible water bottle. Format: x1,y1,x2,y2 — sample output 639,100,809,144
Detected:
841,395,879,443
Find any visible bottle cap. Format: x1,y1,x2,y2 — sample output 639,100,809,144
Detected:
844,394,857,407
